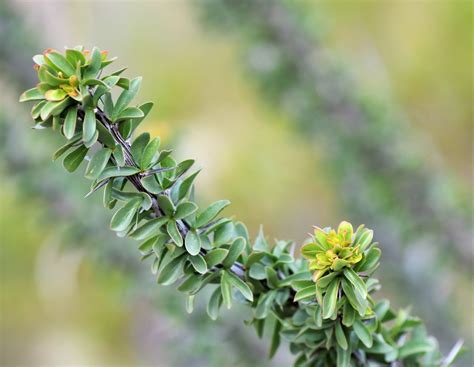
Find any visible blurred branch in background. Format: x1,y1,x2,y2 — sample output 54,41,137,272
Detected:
0,2,287,366
197,0,472,356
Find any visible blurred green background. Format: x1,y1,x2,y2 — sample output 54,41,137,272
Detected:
1,0,472,366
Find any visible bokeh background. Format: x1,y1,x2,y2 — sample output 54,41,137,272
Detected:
1,0,472,366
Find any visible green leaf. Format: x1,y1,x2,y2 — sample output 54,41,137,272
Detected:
374,300,391,321
93,76,119,104
31,100,46,119
110,198,141,232
141,175,163,194
336,346,351,367
204,248,229,267
338,221,353,244
40,98,72,120
278,271,311,286
213,222,234,246
177,274,203,294
97,166,140,182
103,92,114,117
220,272,232,309
82,94,94,109
44,88,67,102
269,320,282,359
201,219,231,236
103,179,114,208
177,170,200,201
353,319,373,348
83,78,109,88
185,230,201,256
398,340,434,359
166,220,182,247
110,67,128,76
265,267,279,288
333,259,350,271
111,76,142,120
342,302,356,327
317,272,339,289
322,279,339,319
117,106,144,121
156,149,173,164
255,319,265,339
291,280,314,291
301,243,319,258
52,135,81,161
354,229,373,252
110,189,151,210
341,278,367,317
62,107,77,139
207,287,222,320
93,123,113,148
195,200,231,228
370,334,396,355
45,52,76,76
222,237,245,268
175,202,198,220
141,192,154,210
175,159,194,178
357,248,381,273
224,270,253,302
130,217,168,240
140,137,160,169
343,268,367,300
85,148,112,180
247,251,265,267
294,285,316,302
249,263,266,280
131,132,150,164
63,145,88,172
109,146,124,167
65,49,86,66
129,101,154,135
19,87,44,102
157,255,184,285
38,65,68,86
152,235,169,257
84,130,99,148
52,115,61,131
40,101,55,121
138,236,157,254
83,108,97,142
117,77,129,89
335,320,348,350
189,254,207,274
83,47,102,80
157,195,175,217
253,226,269,252
255,291,276,319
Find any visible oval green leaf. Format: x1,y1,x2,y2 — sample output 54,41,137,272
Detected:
85,148,112,180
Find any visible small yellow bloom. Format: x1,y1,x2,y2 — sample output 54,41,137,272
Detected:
301,221,364,279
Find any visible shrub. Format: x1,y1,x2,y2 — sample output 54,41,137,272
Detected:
19,47,463,367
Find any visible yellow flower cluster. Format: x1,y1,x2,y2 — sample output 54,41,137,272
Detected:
302,221,363,282
33,48,109,102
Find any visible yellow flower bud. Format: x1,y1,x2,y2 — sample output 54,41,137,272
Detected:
69,75,78,87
